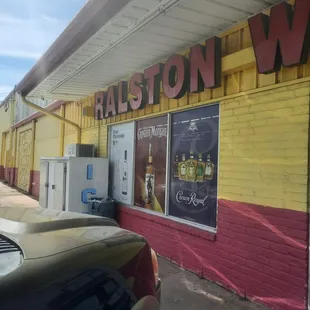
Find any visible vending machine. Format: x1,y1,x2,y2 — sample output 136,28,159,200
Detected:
39,157,109,213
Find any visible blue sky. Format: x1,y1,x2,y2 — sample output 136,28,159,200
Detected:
0,0,87,100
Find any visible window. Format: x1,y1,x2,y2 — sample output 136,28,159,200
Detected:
168,104,219,228
134,116,168,214
108,104,219,230
109,123,135,205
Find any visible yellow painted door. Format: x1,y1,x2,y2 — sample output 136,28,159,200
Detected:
4,132,10,168
17,129,32,192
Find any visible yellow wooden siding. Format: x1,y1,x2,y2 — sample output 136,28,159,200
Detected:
219,82,309,212
81,127,99,153
0,101,15,169
4,132,10,168
0,133,6,167
81,96,96,129
98,125,108,158
11,129,17,169
64,101,82,134
33,110,61,171
64,133,77,149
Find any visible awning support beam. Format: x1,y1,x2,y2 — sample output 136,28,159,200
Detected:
21,96,81,143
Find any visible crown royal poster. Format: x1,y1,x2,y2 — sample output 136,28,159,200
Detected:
169,104,219,228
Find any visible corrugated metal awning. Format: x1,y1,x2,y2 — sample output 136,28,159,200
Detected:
16,0,281,102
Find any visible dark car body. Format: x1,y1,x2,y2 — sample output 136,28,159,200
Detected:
0,207,160,309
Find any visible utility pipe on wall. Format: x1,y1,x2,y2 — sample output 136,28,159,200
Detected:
21,96,81,143
13,128,17,186
0,133,5,169
59,105,65,157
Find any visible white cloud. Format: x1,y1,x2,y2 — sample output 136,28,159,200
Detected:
0,65,30,100
0,13,67,59
0,0,86,100
0,86,14,101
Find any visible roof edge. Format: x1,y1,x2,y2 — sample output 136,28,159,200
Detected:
0,88,16,108
12,0,132,99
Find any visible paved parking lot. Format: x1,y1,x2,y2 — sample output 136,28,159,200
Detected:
0,182,267,309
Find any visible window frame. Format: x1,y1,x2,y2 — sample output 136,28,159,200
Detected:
107,102,220,234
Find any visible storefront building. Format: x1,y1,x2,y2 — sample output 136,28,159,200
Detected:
0,0,309,309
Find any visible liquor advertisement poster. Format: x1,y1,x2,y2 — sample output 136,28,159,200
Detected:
134,116,168,213
109,122,134,204
169,104,219,228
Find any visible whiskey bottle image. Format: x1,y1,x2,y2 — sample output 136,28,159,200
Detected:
196,153,205,182
145,143,155,209
122,150,128,201
186,150,198,182
174,154,179,178
179,153,187,181
204,154,215,181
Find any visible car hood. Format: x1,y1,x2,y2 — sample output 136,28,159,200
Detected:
0,207,144,260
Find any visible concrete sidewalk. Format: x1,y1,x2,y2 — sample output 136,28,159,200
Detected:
0,182,39,208
0,182,267,310
159,257,267,310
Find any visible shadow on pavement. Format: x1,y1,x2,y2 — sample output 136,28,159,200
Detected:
159,257,268,310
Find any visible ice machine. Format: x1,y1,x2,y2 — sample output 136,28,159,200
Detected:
39,157,109,213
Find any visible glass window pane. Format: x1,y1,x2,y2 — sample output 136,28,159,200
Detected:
134,116,168,214
169,104,219,228
109,122,135,204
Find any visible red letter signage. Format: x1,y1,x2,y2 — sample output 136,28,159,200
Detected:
94,91,105,120
190,37,221,92
129,73,147,110
118,81,129,114
105,86,118,118
249,0,310,74
93,34,222,120
163,54,189,99
144,63,164,105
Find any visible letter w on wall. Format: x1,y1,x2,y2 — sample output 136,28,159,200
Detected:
248,0,310,74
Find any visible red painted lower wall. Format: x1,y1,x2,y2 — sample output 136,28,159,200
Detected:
10,168,17,187
118,200,308,310
2,168,39,196
3,167,9,183
3,167,17,186
0,166,3,179
30,170,40,198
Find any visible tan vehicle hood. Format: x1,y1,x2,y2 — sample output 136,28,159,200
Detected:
0,207,144,259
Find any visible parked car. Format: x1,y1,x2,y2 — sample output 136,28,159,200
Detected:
0,207,161,309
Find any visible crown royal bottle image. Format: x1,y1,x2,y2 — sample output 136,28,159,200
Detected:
122,150,128,201
204,154,215,181
174,154,179,178
186,150,198,182
145,143,155,209
179,153,187,181
196,153,205,182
